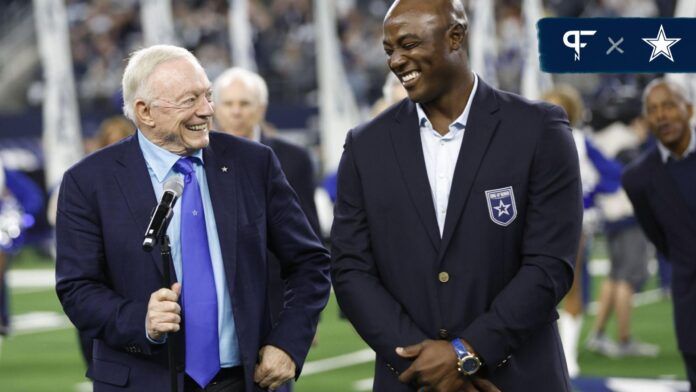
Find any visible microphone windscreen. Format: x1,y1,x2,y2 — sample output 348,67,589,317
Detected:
163,176,184,197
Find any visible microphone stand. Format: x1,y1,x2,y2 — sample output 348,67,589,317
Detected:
159,234,178,392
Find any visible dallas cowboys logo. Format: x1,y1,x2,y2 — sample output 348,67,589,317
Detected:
493,200,511,216
485,186,517,226
642,24,681,63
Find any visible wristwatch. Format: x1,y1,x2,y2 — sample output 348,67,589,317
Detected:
451,338,482,376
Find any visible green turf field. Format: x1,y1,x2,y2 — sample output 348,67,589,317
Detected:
0,247,687,392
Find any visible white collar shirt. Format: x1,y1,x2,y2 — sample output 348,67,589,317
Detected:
658,128,696,163
416,73,478,236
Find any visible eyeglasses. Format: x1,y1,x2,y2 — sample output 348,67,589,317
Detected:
151,90,213,110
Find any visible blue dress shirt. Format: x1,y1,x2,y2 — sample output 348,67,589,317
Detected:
138,131,240,367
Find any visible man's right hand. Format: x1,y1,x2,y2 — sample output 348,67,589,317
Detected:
146,283,181,341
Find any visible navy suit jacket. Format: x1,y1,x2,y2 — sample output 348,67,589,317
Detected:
56,132,331,391
623,148,696,355
261,135,319,236
331,79,582,391
260,135,320,325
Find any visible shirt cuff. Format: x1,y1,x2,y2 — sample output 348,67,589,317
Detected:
145,322,167,344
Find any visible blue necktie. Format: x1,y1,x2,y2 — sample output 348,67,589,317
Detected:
174,157,220,388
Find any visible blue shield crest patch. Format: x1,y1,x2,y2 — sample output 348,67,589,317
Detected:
485,186,517,227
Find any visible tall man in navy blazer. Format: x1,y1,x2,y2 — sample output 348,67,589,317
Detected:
623,79,696,390
331,1,582,391
55,45,330,391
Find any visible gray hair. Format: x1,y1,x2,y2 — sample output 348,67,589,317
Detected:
212,67,269,106
642,78,692,114
121,45,202,121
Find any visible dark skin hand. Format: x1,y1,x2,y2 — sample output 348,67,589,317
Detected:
396,339,501,392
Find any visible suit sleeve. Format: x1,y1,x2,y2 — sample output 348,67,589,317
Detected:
263,150,331,376
331,131,429,373
291,149,321,237
622,169,668,256
460,105,581,367
55,171,157,355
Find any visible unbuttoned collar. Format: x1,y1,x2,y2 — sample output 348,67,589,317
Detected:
416,73,478,139
658,127,696,163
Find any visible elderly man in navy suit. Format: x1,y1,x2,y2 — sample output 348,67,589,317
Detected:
330,1,582,391
55,45,330,392
623,79,696,391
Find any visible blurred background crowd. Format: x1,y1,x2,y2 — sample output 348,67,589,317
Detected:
0,0,681,256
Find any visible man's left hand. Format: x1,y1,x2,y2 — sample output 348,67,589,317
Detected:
254,345,296,391
397,339,465,392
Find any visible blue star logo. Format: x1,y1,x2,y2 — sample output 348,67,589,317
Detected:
494,200,510,217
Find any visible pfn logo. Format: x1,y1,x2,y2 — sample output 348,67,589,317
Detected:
563,30,597,61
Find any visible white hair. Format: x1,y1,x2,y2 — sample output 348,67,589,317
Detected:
121,45,202,121
212,67,269,106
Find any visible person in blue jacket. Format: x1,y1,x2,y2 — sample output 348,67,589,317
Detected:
0,161,44,337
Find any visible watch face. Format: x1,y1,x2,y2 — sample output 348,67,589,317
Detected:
461,356,481,374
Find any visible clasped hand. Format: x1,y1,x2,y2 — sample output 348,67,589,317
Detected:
396,339,500,392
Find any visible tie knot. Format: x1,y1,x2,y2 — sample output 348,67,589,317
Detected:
174,157,199,176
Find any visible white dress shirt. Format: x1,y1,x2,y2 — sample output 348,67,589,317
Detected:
416,73,478,236
657,128,696,163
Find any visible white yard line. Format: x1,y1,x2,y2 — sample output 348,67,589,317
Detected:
10,311,72,335
7,269,55,289
352,377,373,391
302,348,375,376
586,288,664,315
604,377,689,392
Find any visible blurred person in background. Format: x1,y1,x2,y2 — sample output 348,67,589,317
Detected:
212,67,319,237
84,115,136,154
542,85,622,377
586,106,660,359
0,160,44,353
623,79,696,391
0,163,6,345
371,72,408,117
212,67,321,392
331,0,581,390
55,45,330,392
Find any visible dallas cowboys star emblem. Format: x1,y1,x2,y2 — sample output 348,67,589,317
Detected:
192,210,198,216
493,200,510,217
642,25,681,63
221,166,228,173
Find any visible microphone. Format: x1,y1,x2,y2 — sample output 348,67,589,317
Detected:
142,177,184,252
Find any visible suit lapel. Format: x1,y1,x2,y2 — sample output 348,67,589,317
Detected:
113,135,165,278
647,150,696,233
202,137,239,293
389,101,441,251
439,80,501,260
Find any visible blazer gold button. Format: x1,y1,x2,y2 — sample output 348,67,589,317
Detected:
438,272,450,283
